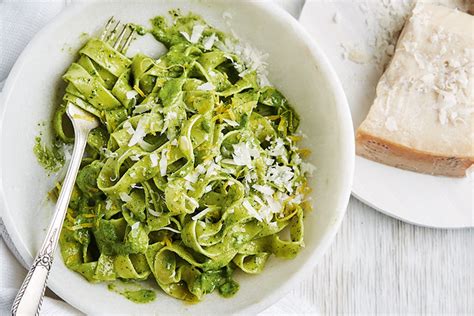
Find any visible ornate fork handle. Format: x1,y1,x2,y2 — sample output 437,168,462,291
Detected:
11,17,129,315
11,229,58,316
11,117,91,316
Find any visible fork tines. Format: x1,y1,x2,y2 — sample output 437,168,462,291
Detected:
100,17,135,54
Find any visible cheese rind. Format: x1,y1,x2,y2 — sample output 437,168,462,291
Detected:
356,3,474,177
357,130,473,177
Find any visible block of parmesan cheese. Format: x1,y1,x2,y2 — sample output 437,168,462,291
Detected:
356,3,474,177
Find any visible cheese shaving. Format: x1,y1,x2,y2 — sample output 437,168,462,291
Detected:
159,148,168,176
150,152,158,167
190,24,206,43
191,207,213,221
266,165,294,192
105,199,112,210
197,82,215,91
223,118,239,127
123,121,135,135
119,192,132,203
231,142,260,167
157,227,181,234
128,117,147,146
131,222,140,232
130,154,142,161
148,208,162,217
242,200,262,222
126,90,138,100
203,33,217,50
252,184,274,196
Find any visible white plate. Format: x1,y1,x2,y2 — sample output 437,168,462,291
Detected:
0,1,354,314
300,1,473,228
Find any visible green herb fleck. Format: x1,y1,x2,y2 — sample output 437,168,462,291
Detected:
33,135,65,173
108,283,156,303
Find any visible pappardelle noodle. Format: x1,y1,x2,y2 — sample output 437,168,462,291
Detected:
47,11,315,303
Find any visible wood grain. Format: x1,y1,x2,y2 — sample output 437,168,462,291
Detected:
292,197,474,314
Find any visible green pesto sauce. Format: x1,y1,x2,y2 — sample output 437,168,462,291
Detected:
149,10,225,48
196,268,239,298
108,283,156,303
218,280,239,298
130,23,147,36
93,219,135,256
33,135,65,173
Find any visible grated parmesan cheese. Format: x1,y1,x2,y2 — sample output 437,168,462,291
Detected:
223,118,239,127
185,196,199,209
184,181,195,191
252,184,274,196
130,221,141,238
231,142,260,167
196,164,206,174
204,185,213,193
123,121,135,135
242,200,262,222
150,152,158,167
264,157,274,166
191,207,213,221
214,23,270,86
162,111,178,134
157,227,181,234
184,171,199,183
265,195,282,214
105,199,112,210
203,33,217,50
119,192,132,203
129,154,142,161
126,90,138,100
101,148,118,158
206,160,220,177
266,165,294,192
197,82,215,91
267,138,286,157
133,103,152,114
128,117,147,146
159,148,168,176
181,24,206,44
148,208,162,217
190,24,206,43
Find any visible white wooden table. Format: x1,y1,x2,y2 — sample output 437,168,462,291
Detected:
292,197,474,314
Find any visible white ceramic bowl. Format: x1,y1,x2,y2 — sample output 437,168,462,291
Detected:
0,1,354,314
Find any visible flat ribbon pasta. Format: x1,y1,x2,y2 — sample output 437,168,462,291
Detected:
53,11,313,303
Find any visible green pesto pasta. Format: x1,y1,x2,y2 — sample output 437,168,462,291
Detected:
50,11,315,303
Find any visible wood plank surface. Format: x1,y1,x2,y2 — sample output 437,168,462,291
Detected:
292,197,474,314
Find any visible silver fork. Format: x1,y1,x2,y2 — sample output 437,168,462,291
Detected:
11,104,98,316
101,17,135,53
11,18,133,316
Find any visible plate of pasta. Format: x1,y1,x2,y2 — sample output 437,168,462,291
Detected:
0,0,354,314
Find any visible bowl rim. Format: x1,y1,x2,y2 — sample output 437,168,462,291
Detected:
0,1,354,314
